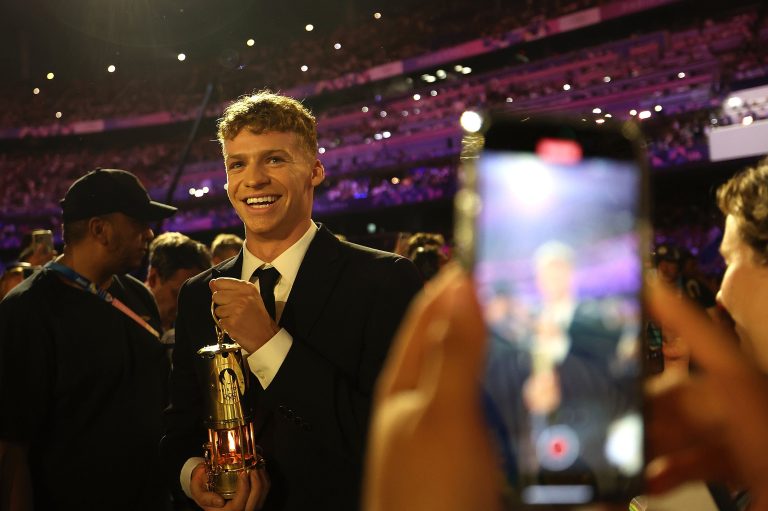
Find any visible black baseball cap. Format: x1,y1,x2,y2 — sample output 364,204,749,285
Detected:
61,168,177,222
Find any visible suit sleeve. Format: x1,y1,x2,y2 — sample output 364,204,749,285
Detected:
264,256,422,460
159,280,207,497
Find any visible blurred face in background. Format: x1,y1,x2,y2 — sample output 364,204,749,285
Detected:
717,214,768,370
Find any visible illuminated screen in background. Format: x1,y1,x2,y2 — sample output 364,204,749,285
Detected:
477,150,643,504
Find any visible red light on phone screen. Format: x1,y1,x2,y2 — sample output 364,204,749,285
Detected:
536,138,583,164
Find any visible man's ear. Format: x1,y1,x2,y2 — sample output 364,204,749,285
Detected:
146,266,159,290
311,159,325,187
89,217,110,245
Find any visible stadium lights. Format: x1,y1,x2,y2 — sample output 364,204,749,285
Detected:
305,24,314,31
563,84,571,91
319,147,326,154
334,43,341,50
430,90,437,96
300,65,309,72
638,110,651,119
177,53,186,61
413,93,421,101
629,109,637,116
454,64,463,72
678,72,686,78
107,65,116,73
391,177,400,185
374,133,383,140
33,88,40,95
506,97,514,103
592,107,602,114
596,118,606,124
603,76,611,82
461,67,472,74
361,106,369,113
46,72,54,80
654,105,663,112
55,111,62,118
246,39,255,47
436,69,447,79
379,111,387,117
460,111,483,133
383,131,391,139
373,12,382,19
605,113,612,118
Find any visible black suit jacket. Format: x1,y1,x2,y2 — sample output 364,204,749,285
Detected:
160,226,422,511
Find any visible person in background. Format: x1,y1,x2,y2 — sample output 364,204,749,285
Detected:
0,168,176,511
405,232,448,281
145,232,211,347
210,233,244,265
0,263,34,301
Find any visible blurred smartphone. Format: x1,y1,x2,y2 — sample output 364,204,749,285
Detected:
32,229,54,253
455,113,649,506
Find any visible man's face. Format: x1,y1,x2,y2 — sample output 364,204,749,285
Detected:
717,214,768,370
148,267,202,329
104,213,154,273
223,130,324,248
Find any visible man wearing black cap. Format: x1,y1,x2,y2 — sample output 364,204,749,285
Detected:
0,168,177,511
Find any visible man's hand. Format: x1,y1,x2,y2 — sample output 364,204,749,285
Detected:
523,369,561,414
210,278,279,353
189,463,269,511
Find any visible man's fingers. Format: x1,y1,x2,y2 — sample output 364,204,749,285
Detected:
646,449,730,494
246,468,269,510
646,279,743,376
210,277,253,291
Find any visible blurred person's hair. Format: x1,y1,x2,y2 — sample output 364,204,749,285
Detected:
217,90,318,159
717,157,768,263
405,232,445,259
210,233,243,261
149,232,211,280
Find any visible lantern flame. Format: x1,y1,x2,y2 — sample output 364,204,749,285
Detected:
228,430,237,452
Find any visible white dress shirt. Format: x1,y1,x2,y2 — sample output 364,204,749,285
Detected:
180,222,318,497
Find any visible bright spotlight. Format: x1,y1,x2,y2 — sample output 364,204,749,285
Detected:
413,94,421,101
654,105,663,112
563,83,571,91
743,115,754,126
603,76,611,82
319,147,326,154
300,65,309,72
305,24,314,31
592,107,602,114
333,42,341,50
727,97,743,108
430,90,437,96
107,65,116,73
33,88,40,95
436,69,447,79
373,12,382,19
629,109,637,116
461,67,472,74
638,110,651,119
361,106,369,113
677,72,686,78
460,111,483,133
246,39,255,46
177,53,186,61
55,111,62,119
46,72,54,80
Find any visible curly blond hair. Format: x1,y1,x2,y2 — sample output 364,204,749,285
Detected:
217,90,317,158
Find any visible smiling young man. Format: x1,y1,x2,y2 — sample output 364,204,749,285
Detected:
161,91,422,511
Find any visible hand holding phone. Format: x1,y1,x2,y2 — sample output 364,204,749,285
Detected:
29,229,55,266
455,113,649,506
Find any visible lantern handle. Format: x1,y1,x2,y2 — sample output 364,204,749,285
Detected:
211,300,226,348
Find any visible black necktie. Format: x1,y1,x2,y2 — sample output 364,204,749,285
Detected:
254,267,280,321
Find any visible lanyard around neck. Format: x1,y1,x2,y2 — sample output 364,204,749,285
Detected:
45,261,160,339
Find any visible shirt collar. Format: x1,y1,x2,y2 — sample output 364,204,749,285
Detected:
240,222,319,286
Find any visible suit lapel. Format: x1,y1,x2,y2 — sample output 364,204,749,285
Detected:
279,225,343,344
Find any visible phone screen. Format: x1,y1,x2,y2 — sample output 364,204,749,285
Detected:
475,132,644,504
